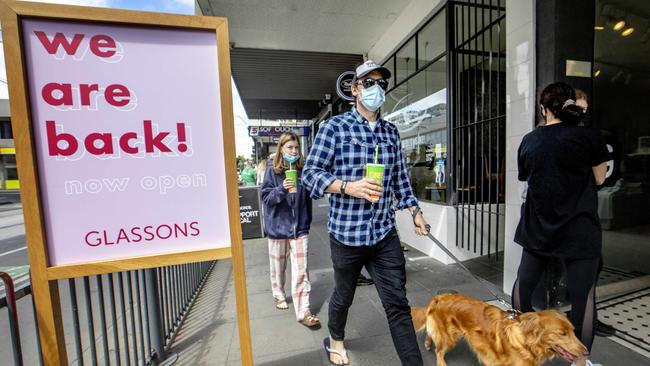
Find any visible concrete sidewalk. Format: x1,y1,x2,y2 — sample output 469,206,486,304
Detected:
170,203,649,365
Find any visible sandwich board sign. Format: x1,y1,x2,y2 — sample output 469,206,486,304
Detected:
0,1,252,364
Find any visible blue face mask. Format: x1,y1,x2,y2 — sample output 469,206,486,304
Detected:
283,154,299,164
359,84,386,112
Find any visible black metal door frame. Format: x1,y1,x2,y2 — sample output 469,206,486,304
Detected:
448,0,506,259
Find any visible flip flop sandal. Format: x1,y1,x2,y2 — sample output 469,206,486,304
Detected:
299,313,321,328
323,338,349,365
274,298,288,310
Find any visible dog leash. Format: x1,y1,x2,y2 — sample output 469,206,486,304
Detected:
423,224,518,317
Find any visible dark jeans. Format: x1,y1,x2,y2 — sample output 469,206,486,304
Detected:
328,229,423,366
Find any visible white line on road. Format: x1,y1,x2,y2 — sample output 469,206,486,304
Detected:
0,246,27,257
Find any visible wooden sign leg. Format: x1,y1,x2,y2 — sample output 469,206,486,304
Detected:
31,274,68,366
231,239,253,365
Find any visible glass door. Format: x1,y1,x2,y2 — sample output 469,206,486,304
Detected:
592,0,650,352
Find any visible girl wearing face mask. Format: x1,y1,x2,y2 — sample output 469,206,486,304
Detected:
260,132,320,328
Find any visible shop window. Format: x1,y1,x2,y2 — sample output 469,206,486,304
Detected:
395,37,416,85
383,81,405,117
384,58,448,204
0,120,12,139
592,0,650,236
6,167,18,180
418,9,446,67
4,154,16,164
382,56,395,88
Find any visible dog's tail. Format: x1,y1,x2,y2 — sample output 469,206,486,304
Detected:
411,306,428,332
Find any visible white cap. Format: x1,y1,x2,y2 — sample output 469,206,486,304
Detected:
354,59,391,80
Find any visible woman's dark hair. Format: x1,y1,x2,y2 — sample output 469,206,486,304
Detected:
539,82,584,125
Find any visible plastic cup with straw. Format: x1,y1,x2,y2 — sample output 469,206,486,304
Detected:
286,161,297,193
365,144,384,202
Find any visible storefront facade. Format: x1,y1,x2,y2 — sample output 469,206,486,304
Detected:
381,0,650,327
373,0,508,268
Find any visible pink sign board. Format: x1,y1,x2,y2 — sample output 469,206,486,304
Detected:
21,19,231,266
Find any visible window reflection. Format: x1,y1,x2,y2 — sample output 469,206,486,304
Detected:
385,58,448,204
395,38,416,85
418,10,446,66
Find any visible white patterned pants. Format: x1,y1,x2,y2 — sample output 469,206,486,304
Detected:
268,236,311,321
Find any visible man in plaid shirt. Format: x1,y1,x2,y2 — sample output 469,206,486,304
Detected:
303,60,429,366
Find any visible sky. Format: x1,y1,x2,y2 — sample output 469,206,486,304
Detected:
29,0,197,15
0,0,254,158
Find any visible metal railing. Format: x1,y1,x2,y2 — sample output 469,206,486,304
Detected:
1,261,215,366
0,271,38,366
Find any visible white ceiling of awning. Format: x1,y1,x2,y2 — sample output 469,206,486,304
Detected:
197,0,412,54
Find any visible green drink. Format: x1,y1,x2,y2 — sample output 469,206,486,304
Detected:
365,163,385,202
285,169,297,193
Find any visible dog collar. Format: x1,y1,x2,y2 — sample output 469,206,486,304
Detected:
505,309,522,320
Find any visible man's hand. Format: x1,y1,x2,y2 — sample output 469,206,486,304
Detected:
412,211,429,236
345,178,383,202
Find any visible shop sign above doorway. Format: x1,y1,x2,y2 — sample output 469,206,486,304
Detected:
336,71,356,101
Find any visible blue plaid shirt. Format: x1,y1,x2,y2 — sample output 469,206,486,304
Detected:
302,108,418,246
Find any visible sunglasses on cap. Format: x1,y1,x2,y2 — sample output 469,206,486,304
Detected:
357,78,389,91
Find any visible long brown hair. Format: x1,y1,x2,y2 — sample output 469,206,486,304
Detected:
272,132,304,174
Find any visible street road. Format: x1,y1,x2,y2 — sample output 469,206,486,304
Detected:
0,192,27,268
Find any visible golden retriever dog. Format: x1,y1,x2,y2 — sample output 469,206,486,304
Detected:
412,294,588,366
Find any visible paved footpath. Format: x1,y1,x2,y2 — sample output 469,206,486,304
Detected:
170,202,648,365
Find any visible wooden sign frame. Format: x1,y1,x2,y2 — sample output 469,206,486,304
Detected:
0,1,252,364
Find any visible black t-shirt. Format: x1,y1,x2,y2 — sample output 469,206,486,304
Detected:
514,124,611,259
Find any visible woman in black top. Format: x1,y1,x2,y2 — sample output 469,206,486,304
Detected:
513,83,609,366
